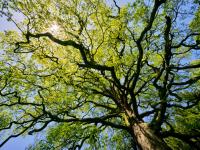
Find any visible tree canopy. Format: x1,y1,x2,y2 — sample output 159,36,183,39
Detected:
0,0,200,149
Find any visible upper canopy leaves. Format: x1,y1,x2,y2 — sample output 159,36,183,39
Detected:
0,0,200,149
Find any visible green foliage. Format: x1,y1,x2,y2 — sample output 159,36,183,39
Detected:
26,140,53,150
26,123,133,150
0,0,200,149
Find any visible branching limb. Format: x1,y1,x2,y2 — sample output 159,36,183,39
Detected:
171,63,200,70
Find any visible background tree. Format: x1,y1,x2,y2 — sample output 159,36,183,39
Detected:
0,0,200,149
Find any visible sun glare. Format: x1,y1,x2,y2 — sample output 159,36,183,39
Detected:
49,24,59,33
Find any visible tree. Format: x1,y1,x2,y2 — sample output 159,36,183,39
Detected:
0,0,200,149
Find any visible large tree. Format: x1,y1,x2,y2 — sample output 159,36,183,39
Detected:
0,0,200,149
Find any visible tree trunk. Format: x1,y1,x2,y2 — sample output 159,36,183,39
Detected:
130,123,171,150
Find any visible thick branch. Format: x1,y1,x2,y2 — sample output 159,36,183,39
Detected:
131,0,166,90
172,76,200,85
172,33,200,48
171,63,200,70
162,131,200,149
152,16,172,132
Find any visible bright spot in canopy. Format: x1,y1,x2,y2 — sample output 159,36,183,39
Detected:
49,24,59,33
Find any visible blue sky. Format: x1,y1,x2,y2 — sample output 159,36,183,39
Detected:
1,136,35,150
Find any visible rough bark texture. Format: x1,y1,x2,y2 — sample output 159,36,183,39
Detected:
131,123,171,150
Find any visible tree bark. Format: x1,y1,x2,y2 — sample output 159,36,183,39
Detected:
130,123,171,150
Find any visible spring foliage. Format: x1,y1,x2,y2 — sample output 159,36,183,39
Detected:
0,0,200,149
